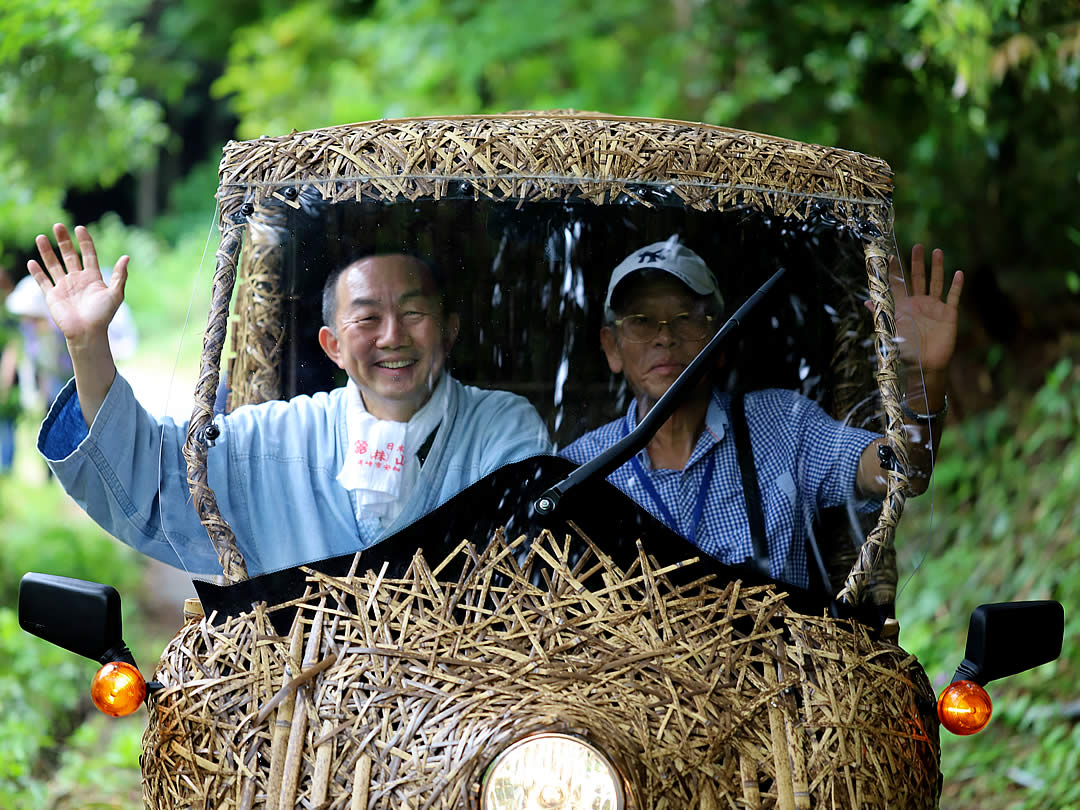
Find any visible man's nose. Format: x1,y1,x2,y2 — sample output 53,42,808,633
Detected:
653,320,678,345
374,313,408,346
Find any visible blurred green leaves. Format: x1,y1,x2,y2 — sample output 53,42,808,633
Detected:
0,0,168,256
0,467,147,808
897,357,1080,809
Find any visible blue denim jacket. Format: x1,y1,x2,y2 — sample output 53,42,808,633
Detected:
39,374,553,577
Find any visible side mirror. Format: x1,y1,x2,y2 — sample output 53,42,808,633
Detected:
18,572,134,666
953,601,1064,685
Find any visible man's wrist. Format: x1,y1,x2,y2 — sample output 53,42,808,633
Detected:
903,369,947,412
65,328,112,356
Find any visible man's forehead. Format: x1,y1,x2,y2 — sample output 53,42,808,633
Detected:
339,254,440,298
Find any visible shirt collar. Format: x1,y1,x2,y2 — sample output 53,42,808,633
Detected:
623,388,729,470
349,372,449,437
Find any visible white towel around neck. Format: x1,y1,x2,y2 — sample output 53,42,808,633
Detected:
336,374,448,524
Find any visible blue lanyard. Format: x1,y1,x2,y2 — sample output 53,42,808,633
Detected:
621,418,716,541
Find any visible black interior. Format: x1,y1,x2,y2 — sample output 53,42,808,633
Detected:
246,192,878,446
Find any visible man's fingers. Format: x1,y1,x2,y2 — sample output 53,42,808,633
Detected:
945,269,965,309
111,256,130,296
75,225,99,271
52,223,84,275
909,244,926,294
929,248,945,299
26,258,55,290
33,233,64,279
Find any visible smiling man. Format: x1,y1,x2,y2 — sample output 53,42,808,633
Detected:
318,254,458,423
561,238,963,588
32,224,552,576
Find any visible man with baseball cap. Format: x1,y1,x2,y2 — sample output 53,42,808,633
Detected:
560,236,963,588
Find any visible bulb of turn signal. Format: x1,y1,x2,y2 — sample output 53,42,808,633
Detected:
91,661,147,717
937,680,993,736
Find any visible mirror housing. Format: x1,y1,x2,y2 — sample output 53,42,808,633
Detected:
18,573,134,666
953,601,1064,685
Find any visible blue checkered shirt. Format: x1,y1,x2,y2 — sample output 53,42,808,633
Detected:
560,388,881,587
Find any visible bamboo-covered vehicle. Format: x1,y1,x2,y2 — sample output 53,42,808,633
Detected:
20,112,1063,809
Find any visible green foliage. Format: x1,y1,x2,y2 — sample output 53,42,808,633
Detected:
0,477,144,609
0,0,168,258
212,0,1080,285
897,357,1080,809
0,607,85,809
150,156,222,245
214,0,735,135
0,469,150,808
41,714,145,809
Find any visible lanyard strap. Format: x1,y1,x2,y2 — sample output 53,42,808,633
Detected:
622,419,716,541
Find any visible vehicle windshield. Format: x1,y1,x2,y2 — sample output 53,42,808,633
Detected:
158,181,914,598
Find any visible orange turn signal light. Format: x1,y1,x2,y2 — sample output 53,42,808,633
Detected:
937,679,993,736
91,660,147,717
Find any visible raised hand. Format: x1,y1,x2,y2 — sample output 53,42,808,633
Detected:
889,244,964,374
26,224,130,425
27,224,129,349
858,245,964,499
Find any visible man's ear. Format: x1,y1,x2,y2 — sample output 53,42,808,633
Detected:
600,326,623,374
443,312,461,353
318,326,344,369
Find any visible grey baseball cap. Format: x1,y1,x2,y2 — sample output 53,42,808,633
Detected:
604,239,723,320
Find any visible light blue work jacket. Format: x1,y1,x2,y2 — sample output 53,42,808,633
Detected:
39,374,553,577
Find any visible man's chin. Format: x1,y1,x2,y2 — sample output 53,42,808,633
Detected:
637,379,711,408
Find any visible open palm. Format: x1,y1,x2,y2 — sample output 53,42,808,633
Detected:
889,245,964,373
27,224,128,344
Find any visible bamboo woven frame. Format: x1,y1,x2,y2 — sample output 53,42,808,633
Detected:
227,206,288,410
183,112,908,602
142,527,941,809
183,218,248,581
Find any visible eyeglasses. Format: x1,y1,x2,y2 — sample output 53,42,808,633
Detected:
612,312,715,343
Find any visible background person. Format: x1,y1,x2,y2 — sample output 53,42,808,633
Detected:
0,268,19,474
5,269,137,412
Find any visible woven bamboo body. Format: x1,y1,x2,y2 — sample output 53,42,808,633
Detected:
149,111,941,809
143,528,940,809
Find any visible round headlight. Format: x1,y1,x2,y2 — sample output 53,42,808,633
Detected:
480,732,625,810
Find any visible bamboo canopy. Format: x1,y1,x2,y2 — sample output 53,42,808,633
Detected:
212,112,893,220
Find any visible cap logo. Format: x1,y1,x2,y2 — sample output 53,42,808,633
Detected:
637,249,665,263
